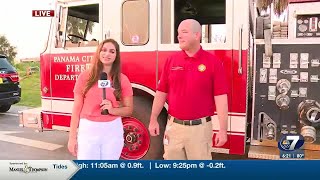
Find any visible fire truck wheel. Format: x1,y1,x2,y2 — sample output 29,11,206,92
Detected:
121,96,167,160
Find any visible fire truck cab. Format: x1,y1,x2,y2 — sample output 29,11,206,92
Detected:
19,0,320,160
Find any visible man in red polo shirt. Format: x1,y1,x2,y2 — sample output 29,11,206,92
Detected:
148,19,228,160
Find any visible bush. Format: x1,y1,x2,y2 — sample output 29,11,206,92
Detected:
14,61,40,71
17,71,41,107
14,62,40,77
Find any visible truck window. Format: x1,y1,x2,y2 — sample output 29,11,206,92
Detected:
121,0,149,46
56,3,100,48
161,0,226,44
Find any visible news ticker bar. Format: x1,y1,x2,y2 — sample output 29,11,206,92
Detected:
1,160,319,179
76,160,226,170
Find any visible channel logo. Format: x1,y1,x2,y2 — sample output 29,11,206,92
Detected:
278,134,304,151
98,80,111,88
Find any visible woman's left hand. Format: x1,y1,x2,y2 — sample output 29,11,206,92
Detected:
100,99,113,110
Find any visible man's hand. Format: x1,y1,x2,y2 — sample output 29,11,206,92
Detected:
215,130,227,147
148,116,160,136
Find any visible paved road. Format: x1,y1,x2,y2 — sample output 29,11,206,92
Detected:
0,106,249,160
0,106,75,160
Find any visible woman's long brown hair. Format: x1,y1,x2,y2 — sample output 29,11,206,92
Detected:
83,39,122,100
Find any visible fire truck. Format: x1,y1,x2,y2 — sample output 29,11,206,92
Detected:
20,0,320,159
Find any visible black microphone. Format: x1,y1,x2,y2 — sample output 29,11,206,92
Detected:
99,72,110,115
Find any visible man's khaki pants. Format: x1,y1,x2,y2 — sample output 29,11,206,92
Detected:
163,116,213,160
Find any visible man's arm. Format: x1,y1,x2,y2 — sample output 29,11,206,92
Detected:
151,91,168,120
148,91,167,136
149,56,169,136
214,94,228,146
214,94,228,131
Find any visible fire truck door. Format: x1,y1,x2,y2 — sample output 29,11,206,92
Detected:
47,0,103,129
156,0,249,155
225,0,249,155
103,0,158,87
200,0,238,154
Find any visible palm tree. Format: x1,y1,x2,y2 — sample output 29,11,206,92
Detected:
257,0,288,16
66,16,94,40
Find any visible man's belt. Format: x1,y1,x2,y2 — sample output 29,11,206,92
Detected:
172,116,211,126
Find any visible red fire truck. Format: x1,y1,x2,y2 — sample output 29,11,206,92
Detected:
20,0,320,159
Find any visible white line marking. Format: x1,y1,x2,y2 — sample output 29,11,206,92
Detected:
0,113,19,116
0,131,64,151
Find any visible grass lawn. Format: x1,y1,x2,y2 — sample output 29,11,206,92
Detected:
15,62,41,107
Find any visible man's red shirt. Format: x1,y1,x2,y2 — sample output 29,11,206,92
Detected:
157,47,228,120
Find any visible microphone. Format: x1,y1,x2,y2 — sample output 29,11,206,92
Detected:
98,72,111,115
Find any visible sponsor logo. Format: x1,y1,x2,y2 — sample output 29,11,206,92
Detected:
9,162,48,174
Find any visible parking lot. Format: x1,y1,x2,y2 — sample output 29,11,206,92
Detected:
0,105,249,160
0,106,75,160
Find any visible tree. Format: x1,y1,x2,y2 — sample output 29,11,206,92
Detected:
0,35,17,64
66,16,94,41
257,0,288,16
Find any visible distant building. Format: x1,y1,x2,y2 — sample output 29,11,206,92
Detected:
19,57,40,63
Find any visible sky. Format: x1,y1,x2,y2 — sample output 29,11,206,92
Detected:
0,0,288,59
0,0,54,59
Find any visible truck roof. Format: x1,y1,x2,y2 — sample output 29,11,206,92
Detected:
289,0,320,2
57,0,88,3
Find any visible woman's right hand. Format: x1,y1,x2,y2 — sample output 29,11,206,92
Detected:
68,136,78,157
100,99,113,110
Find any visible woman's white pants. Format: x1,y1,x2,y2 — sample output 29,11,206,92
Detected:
77,117,124,160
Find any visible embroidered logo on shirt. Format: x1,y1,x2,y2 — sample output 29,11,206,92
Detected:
171,66,184,71
198,64,206,72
